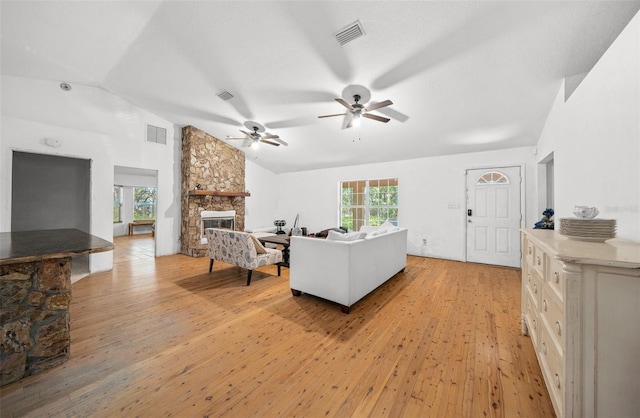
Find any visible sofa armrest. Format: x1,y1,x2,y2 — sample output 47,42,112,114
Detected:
290,237,353,306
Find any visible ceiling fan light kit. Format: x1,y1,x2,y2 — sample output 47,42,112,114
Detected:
318,85,393,128
226,120,287,149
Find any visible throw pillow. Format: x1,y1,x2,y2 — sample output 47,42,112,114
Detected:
250,234,268,254
326,230,367,241
379,220,395,231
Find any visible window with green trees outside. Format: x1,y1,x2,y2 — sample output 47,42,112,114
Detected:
340,178,398,232
113,185,123,223
133,186,156,220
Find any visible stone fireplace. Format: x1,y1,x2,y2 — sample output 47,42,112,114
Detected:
180,126,247,257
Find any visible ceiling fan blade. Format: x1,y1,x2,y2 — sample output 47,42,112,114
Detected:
226,136,248,140
365,99,393,112
270,137,288,146
318,113,347,119
362,113,391,123
262,133,280,139
335,98,354,111
260,139,280,146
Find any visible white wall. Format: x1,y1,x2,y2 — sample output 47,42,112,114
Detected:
244,159,279,231
0,75,181,272
275,147,537,262
536,12,640,241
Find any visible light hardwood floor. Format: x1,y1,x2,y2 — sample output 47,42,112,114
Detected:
1,235,555,417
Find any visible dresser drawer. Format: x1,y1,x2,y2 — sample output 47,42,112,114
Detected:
539,324,564,417
524,236,535,265
547,257,564,303
540,286,564,350
525,267,542,309
524,290,540,347
532,243,545,277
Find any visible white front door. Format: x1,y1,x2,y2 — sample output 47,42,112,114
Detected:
466,166,522,268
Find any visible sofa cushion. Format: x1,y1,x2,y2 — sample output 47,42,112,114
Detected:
367,229,385,238
327,230,367,241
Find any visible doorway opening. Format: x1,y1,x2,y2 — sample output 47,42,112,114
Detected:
114,166,158,256
538,152,554,215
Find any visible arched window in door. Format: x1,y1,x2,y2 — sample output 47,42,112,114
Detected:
476,171,510,185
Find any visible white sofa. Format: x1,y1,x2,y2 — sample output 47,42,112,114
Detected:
289,226,408,313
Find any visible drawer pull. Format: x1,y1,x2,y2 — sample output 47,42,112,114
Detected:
532,319,536,330
554,271,560,284
537,256,541,266
527,273,531,283
555,373,561,389
543,299,548,312
533,284,538,294
556,321,562,336
542,342,547,355
528,247,532,255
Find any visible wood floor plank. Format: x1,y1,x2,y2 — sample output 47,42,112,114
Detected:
0,236,555,417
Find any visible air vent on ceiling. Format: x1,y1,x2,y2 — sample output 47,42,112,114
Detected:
147,124,167,145
335,20,365,45
216,90,234,101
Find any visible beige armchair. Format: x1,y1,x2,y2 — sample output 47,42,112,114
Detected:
205,228,283,285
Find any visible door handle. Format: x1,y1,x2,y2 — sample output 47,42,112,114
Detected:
467,209,472,216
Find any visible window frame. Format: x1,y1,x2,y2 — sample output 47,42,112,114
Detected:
113,185,123,223
339,178,398,231
476,170,510,185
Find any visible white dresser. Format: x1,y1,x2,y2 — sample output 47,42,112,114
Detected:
521,229,640,418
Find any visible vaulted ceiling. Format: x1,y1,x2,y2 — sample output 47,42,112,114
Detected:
2,1,639,173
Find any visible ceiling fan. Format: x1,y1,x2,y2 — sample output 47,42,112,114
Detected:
318,85,393,128
226,121,288,148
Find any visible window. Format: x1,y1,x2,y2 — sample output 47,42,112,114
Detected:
476,171,509,185
113,185,123,223
133,187,156,220
340,178,398,231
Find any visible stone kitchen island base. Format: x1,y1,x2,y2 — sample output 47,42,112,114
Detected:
0,229,113,386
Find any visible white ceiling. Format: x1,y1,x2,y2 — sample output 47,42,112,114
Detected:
2,1,639,174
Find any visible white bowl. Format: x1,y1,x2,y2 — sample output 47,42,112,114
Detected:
574,206,599,219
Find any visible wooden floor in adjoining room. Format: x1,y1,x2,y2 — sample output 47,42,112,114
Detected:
1,236,555,417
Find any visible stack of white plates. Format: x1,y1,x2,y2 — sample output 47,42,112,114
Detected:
559,218,617,242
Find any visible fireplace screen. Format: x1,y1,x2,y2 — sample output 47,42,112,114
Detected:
200,210,236,243
202,217,234,235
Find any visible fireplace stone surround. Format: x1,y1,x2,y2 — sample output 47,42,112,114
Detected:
181,126,246,257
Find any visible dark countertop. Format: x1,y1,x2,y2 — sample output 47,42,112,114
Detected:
0,228,114,265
